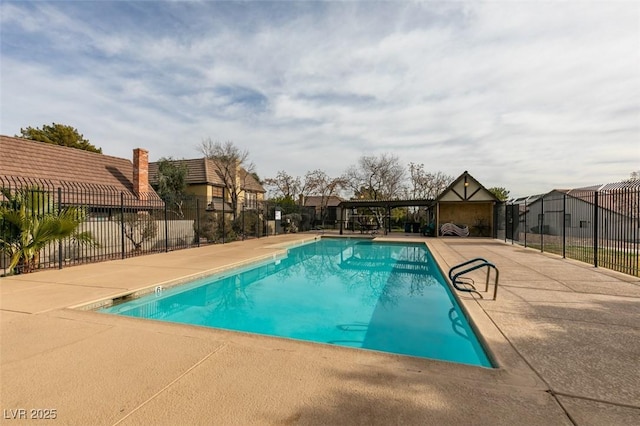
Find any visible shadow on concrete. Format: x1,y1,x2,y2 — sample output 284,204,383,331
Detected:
268,357,569,426
484,294,640,408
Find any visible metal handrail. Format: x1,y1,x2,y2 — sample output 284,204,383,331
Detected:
449,258,499,300
448,257,490,281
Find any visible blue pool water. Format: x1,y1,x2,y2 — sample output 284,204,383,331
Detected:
99,238,492,367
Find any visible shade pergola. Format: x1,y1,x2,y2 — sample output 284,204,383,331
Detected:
337,171,500,237
337,199,435,234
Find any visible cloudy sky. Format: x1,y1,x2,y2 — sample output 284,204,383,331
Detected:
1,1,638,197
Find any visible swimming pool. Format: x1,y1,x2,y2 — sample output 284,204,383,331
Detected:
99,238,492,367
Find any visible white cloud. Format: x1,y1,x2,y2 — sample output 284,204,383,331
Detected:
1,1,638,196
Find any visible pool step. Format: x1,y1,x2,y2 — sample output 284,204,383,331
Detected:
336,323,369,332
326,340,363,347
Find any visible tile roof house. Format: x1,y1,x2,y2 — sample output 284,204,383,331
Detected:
0,135,198,274
0,134,160,206
149,157,266,213
303,195,344,209
303,195,345,225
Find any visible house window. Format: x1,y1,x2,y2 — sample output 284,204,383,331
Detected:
211,186,223,198
579,220,589,228
245,192,257,209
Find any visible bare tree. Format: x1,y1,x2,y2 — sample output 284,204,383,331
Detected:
304,169,346,225
200,139,255,220
263,170,302,200
408,163,454,199
344,153,405,200
305,170,345,198
121,213,157,253
343,153,405,228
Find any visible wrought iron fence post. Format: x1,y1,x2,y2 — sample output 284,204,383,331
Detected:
58,187,63,269
511,203,515,245
504,203,508,243
594,191,599,268
222,187,225,244
634,187,639,276
562,193,566,258
164,201,169,253
263,201,268,238
120,192,125,259
257,201,262,239
524,199,527,248
540,197,544,253
242,204,246,240
196,198,200,247
631,188,634,275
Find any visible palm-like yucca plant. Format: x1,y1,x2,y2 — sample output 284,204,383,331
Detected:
0,188,94,274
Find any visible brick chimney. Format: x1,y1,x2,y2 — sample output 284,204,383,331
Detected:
133,148,149,196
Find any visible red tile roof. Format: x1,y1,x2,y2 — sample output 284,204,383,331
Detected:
0,135,159,202
149,158,225,186
238,168,266,193
149,158,265,193
304,195,344,208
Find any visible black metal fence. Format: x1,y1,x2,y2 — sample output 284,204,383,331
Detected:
0,177,274,276
260,201,321,232
496,181,640,277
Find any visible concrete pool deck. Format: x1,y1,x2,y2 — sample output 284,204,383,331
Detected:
1,235,639,425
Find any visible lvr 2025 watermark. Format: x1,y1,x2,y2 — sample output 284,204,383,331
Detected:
3,408,57,420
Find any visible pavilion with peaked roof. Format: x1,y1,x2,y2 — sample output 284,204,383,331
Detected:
435,170,499,237
338,171,499,237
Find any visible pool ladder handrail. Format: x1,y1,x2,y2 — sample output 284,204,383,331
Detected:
448,258,499,300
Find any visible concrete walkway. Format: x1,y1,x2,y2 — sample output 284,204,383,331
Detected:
1,235,638,425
